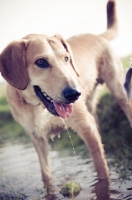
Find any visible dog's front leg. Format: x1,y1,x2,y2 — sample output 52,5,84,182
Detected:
67,100,109,179
31,133,52,188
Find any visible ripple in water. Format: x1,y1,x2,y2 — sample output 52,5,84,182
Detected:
0,141,132,199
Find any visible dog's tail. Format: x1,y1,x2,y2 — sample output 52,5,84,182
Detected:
100,0,118,41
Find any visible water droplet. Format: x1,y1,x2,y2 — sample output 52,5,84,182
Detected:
60,118,78,166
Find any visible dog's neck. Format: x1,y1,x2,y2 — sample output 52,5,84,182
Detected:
14,87,21,95
13,86,45,109
13,86,27,104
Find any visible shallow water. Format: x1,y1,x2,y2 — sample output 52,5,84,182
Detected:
0,142,132,200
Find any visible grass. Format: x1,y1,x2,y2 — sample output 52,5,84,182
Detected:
0,83,10,112
121,55,132,69
97,90,132,153
0,83,30,144
97,89,132,177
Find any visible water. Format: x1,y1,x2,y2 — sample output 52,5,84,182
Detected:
0,141,132,200
60,118,78,166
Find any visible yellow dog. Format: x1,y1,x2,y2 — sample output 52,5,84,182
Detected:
0,0,131,188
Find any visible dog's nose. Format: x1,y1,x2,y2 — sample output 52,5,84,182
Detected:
63,87,81,102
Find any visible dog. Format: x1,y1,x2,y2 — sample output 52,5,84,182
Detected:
124,65,132,101
0,0,132,189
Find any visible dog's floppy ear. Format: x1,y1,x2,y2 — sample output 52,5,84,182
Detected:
55,34,80,77
0,40,29,90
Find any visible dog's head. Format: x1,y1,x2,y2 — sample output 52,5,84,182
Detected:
0,34,81,118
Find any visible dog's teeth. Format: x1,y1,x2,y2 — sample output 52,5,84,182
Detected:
42,90,53,102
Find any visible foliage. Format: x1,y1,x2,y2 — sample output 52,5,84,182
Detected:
0,83,30,144
97,90,132,154
121,55,132,69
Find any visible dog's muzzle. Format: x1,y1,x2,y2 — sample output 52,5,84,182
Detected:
34,86,81,119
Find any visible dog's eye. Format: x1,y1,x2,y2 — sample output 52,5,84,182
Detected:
35,59,49,68
65,56,69,62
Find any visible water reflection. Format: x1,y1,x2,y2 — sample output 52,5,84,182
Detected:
0,142,132,200
92,180,110,200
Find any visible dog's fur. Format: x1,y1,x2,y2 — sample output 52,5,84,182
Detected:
0,0,132,188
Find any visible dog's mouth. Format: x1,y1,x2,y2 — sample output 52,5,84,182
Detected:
34,86,73,119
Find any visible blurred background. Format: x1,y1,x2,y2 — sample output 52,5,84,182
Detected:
0,0,132,74
0,0,132,199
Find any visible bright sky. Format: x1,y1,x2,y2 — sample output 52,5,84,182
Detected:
0,0,132,82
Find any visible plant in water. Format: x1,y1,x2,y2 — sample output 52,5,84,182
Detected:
60,181,81,198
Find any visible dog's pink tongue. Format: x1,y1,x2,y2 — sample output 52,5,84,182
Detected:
53,101,73,119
